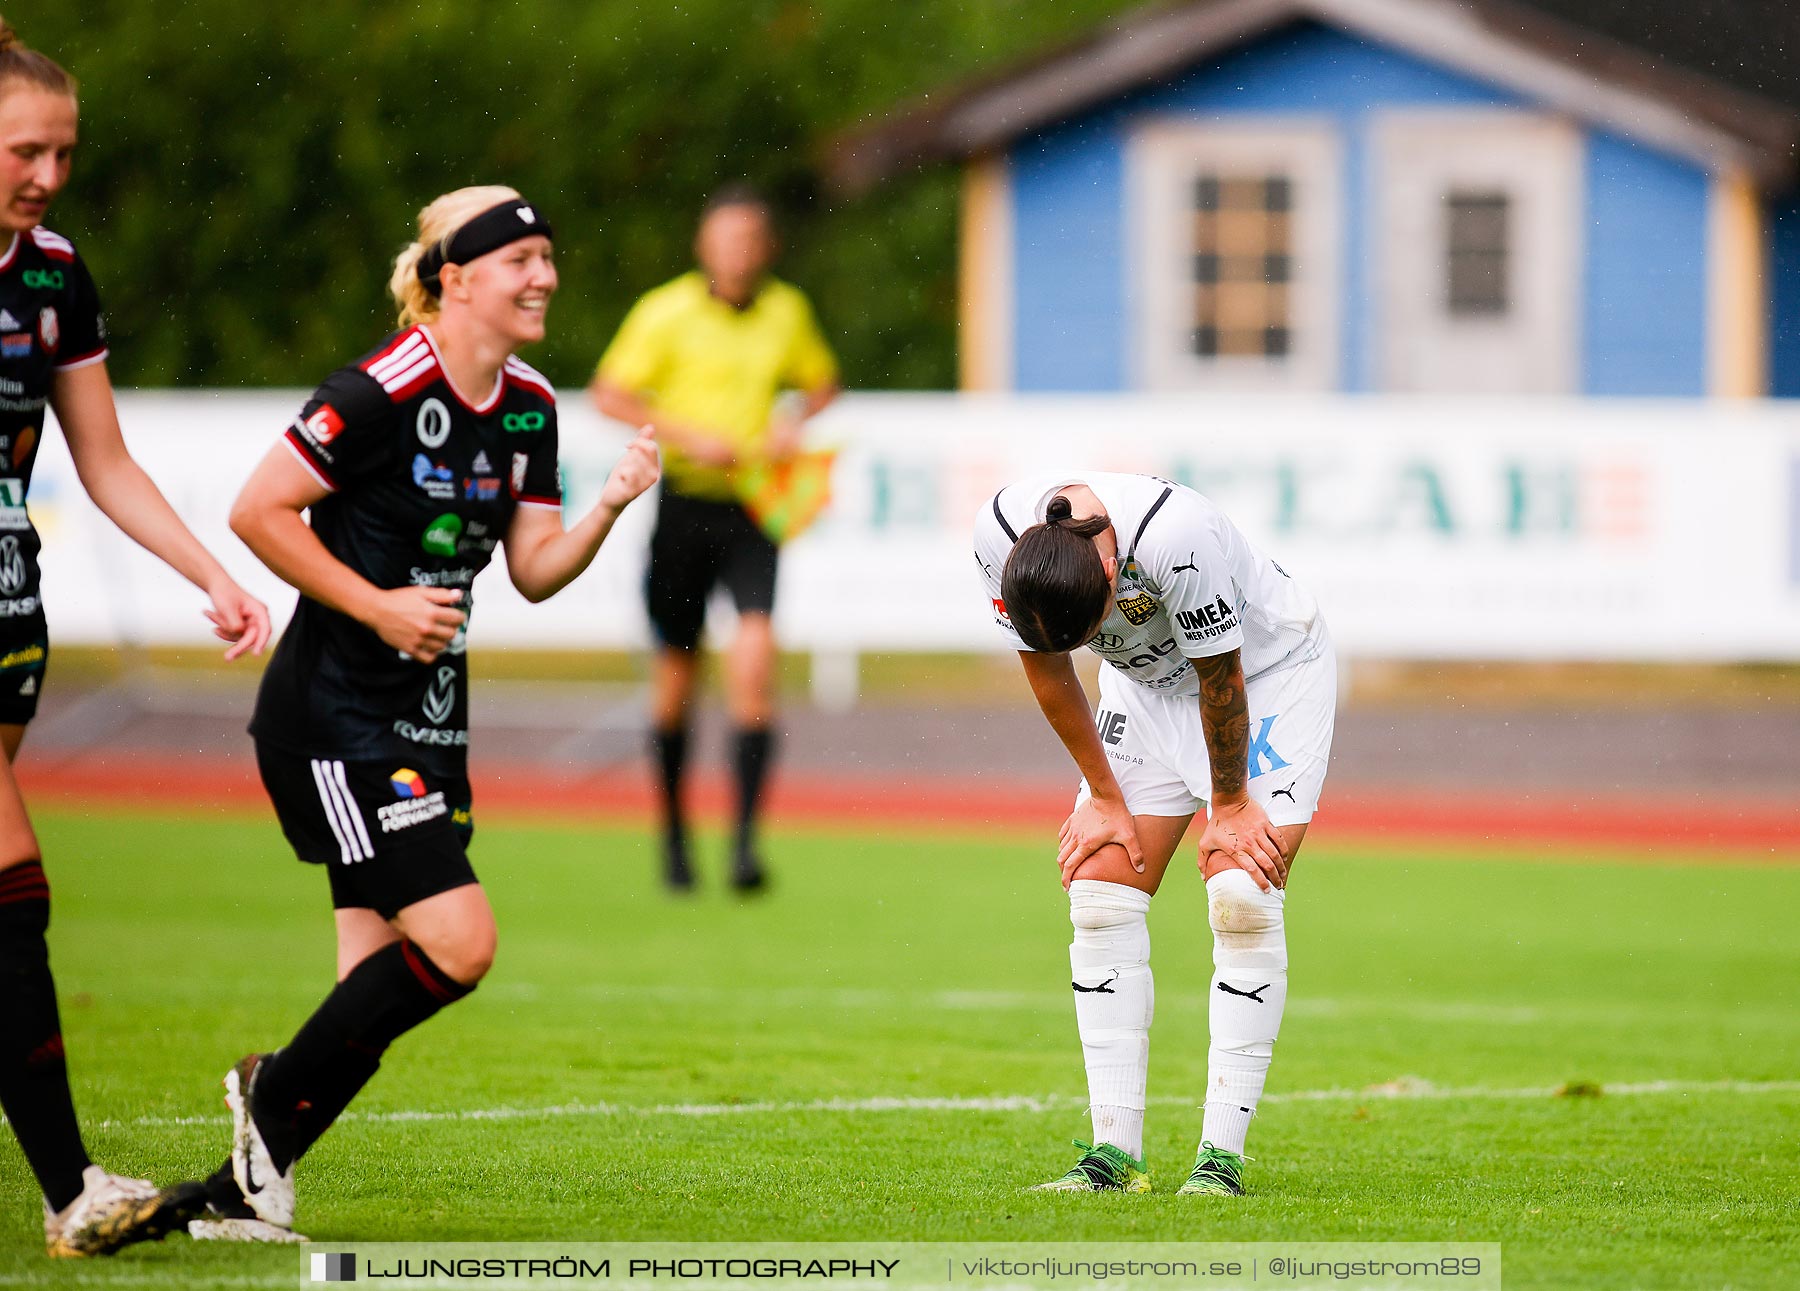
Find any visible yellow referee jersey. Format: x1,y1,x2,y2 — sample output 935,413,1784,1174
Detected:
597,271,838,501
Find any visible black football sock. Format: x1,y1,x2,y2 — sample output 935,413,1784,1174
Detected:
0,861,92,1213
652,726,690,840
251,940,472,1171
732,727,775,852
292,1042,383,1161
202,1159,243,1213
652,727,692,881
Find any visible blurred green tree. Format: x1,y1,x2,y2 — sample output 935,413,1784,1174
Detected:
26,0,1136,390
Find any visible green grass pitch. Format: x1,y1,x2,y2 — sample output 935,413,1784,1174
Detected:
1,806,1796,1288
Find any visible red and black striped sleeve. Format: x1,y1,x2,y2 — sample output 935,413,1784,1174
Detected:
53,250,108,372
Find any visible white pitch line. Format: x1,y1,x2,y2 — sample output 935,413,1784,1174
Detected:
81,1078,1800,1132
550,983,1796,1028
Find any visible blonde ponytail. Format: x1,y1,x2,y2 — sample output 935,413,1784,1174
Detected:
0,17,77,100
388,184,523,327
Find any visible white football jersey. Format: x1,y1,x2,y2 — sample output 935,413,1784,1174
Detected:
974,472,1324,697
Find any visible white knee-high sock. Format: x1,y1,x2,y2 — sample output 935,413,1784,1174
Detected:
1067,879,1153,1161
1201,869,1288,1156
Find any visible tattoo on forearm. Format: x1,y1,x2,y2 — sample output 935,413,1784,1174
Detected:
1194,650,1249,800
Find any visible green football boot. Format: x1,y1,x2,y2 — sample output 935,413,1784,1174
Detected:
1029,1140,1150,1192
1176,1141,1249,1195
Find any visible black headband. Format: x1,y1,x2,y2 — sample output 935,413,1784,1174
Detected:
418,199,554,297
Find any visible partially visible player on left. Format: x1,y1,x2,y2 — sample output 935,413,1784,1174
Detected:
0,17,271,1258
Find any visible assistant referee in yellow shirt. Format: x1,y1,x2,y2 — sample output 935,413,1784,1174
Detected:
591,185,839,892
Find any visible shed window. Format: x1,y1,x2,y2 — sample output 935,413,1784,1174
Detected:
1189,174,1292,357
1444,189,1509,316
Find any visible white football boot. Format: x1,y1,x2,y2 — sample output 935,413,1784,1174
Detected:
188,1213,308,1243
224,1053,296,1227
45,1166,202,1257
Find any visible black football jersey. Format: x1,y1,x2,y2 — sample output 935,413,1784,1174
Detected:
249,325,562,777
0,226,107,623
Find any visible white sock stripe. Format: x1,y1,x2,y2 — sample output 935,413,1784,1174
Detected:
332,760,375,856
309,759,358,865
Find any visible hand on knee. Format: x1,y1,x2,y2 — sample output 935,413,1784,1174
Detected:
1068,842,1150,890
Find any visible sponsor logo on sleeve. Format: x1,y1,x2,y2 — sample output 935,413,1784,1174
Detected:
35,308,56,353
304,405,345,446
991,597,1010,626
1175,595,1239,643
510,452,529,496
377,767,448,833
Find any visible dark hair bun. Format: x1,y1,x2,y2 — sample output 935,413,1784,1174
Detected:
0,22,19,55
1045,495,1074,522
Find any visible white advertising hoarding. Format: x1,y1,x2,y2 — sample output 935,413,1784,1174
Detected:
35,391,1800,661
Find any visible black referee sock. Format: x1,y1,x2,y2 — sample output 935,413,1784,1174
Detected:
651,726,690,845
0,861,92,1213
292,1042,384,1161
732,727,776,848
252,940,472,1172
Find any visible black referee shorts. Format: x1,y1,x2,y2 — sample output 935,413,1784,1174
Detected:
645,490,778,650
0,614,48,726
256,743,477,919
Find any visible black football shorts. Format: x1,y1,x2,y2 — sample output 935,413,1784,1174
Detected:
645,490,778,649
255,742,476,918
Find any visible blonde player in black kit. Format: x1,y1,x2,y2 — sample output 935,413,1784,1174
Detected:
0,20,272,1257
185,186,659,1242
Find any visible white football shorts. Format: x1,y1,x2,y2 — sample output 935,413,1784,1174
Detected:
1077,626,1337,825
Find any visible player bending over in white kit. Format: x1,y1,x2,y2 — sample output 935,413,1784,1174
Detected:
974,473,1336,1195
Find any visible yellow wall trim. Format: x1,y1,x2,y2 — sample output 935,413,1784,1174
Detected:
1707,171,1767,398
958,156,1014,391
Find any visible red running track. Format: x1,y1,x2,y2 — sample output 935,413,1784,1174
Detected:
16,752,1800,861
